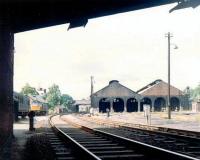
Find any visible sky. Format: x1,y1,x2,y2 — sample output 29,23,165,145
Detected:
14,3,200,100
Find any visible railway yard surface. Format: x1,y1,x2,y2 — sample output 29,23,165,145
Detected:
78,111,200,132
9,111,200,160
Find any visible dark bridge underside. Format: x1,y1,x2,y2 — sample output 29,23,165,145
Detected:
1,0,178,33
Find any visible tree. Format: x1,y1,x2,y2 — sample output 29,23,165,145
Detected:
184,84,200,101
21,83,38,96
190,84,200,101
46,84,61,109
60,94,74,111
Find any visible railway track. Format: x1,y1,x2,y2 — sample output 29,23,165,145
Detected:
49,115,198,160
79,115,200,139
47,119,77,160
70,115,200,159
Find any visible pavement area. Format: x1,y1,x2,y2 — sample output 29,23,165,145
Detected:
10,116,48,160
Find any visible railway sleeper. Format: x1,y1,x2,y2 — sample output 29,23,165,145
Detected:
51,142,64,145
49,139,61,142
87,146,126,151
51,142,76,159
82,143,119,147
55,152,72,156
92,150,135,155
186,151,200,155
74,138,105,141
98,153,144,160
78,140,113,144
185,146,200,151
51,144,66,148
77,138,108,142
49,137,60,139
64,132,91,135
57,157,76,160
68,135,99,138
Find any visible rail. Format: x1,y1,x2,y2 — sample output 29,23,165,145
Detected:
60,115,199,160
49,115,101,160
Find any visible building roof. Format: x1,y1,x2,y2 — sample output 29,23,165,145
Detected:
74,99,91,105
0,0,181,33
137,79,184,96
92,80,142,99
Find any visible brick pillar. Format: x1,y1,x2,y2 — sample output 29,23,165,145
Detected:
137,99,141,112
151,98,155,112
0,14,14,142
110,98,114,112
123,98,127,112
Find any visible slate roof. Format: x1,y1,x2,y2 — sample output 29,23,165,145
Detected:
92,80,141,99
137,79,184,96
74,99,91,105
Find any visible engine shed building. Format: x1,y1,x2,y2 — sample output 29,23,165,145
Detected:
137,79,190,112
91,79,190,113
91,80,142,113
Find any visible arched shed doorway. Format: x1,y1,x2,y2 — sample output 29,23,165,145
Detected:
126,98,138,112
113,98,124,112
170,97,180,111
99,98,111,113
140,97,152,112
154,97,166,111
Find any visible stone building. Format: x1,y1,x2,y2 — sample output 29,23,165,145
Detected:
137,79,190,111
91,80,142,112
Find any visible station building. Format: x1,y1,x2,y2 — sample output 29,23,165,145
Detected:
91,79,190,112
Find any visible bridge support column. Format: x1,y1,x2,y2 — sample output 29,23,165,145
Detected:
0,15,14,145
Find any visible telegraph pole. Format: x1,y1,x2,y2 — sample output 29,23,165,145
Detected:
165,32,173,119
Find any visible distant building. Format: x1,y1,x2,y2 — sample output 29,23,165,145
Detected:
74,99,91,112
137,79,190,111
91,80,142,113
